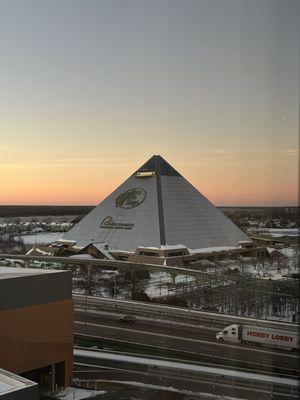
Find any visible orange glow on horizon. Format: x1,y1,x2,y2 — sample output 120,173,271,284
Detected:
0,151,298,207
0,181,297,207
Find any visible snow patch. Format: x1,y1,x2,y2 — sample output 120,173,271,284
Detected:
86,379,243,399
50,387,105,399
18,232,63,244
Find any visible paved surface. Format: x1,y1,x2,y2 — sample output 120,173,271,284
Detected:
74,311,300,377
73,351,299,400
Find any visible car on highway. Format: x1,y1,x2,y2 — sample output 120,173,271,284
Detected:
119,313,136,323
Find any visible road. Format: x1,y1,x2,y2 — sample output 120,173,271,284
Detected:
73,348,299,400
74,310,300,377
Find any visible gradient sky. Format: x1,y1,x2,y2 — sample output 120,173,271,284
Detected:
0,0,298,206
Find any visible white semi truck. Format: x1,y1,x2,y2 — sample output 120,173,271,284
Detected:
216,324,299,351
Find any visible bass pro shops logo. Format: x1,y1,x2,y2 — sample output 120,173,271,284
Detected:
115,188,146,209
100,216,134,230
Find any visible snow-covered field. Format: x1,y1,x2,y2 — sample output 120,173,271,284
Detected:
143,247,298,297
145,272,194,298
250,228,299,237
17,232,63,244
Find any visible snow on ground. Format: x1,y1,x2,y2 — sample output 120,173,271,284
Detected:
73,349,297,386
0,259,24,266
189,246,241,254
144,247,298,298
17,232,63,244
232,246,298,279
252,228,299,237
69,254,95,260
280,247,296,258
80,380,242,400
49,387,105,399
145,272,194,298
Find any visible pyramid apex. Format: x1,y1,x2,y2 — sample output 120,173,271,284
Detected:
134,155,181,177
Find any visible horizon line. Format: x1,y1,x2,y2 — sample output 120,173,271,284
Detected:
0,204,298,208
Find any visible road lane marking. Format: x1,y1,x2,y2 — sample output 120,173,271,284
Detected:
75,308,219,331
74,348,298,386
74,321,298,358
75,332,299,375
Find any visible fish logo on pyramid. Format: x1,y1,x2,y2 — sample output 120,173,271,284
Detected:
115,188,146,209
64,155,251,252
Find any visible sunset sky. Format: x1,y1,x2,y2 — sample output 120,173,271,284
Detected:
0,0,298,206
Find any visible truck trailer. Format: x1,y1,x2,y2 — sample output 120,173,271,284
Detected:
216,324,299,351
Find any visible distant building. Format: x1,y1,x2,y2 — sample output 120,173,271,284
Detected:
124,244,259,267
0,267,73,394
79,242,115,260
266,247,286,258
25,239,78,257
61,155,260,265
25,245,58,257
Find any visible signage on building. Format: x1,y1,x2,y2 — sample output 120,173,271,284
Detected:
115,188,146,209
100,216,134,230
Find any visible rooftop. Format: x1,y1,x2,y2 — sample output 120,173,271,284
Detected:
189,245,242,254
0,368,37,396
0,266,65,280
133,155,181,177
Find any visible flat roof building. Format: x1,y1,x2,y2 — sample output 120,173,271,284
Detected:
0,267,73,393
0,368,38,400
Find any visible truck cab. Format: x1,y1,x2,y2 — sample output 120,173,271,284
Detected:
216,324,240,343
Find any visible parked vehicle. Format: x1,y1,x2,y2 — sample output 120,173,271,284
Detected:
119,314,136,323
216,324,299,351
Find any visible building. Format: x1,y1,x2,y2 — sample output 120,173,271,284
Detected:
0,368,38,400
25,245,58,257
79,242,115,260
63,155,255,265
0,267,73,394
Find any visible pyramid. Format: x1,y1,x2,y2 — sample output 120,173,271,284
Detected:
64,155,251,251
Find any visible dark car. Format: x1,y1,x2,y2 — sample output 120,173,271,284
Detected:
119,314,136,323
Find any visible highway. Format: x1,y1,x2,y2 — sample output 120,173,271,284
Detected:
74,309,300,377
73,348,299,400
74,294,298,330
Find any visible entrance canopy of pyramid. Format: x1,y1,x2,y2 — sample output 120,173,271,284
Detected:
64,155,251,251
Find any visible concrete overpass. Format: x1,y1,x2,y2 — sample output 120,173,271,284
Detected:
0,253,241,282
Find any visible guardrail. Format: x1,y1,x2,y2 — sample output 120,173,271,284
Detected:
73,347,299,399
74,332,299,376
72,374,299,399
74,294,299,330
